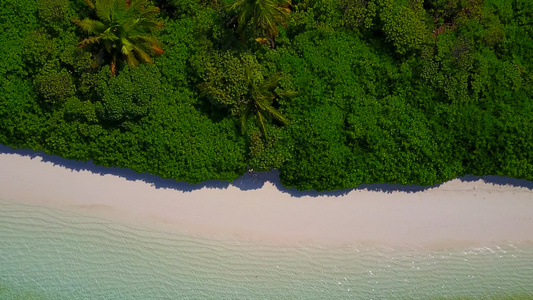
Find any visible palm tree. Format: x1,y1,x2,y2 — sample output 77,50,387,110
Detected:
239,70,291,137
198,68,293,138
73,0,164,75
228,0,292,48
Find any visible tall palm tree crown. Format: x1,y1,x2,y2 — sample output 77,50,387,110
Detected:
73,0,164,75
239,70,289,138
228,0,291,47
197,52,295,138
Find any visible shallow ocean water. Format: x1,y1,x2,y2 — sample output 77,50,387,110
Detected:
1,199,532,300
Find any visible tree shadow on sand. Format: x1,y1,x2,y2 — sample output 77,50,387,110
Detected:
2,144,532,198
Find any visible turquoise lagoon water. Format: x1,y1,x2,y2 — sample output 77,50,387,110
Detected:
1,198,532,300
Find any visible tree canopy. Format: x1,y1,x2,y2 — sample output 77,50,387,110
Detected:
73,0,164,74
0,0,532,190
227,0,292,47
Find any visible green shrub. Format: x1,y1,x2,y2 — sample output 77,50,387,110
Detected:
33,68,76,103
378,0,430,54
22,31,57,71
342,0,378,30
95,65,162,123
38,0,70,27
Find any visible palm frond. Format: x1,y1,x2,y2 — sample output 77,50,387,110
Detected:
74,18,106,34
261,73,283,90
129,19,162,34
230,0,251,34
112,0,128,21
121,38,135,54
243,65,252,86
101,28,120,41
130,35,158,45
227,0,245,11
130,36,163,55
133,45,154,64
230,0,291,44
151,44,164,55
76,0,164,75
129,0,148,11
255,100,288,125
240,105,252,134
256,111,268,137
252,87,273,103
84,0,96,9
104,41,113,53
198,83,233,106
139,6,160,19
95,0,112,21
155,21,164,30
125,51,139,66
124,0,146,20
113,0,131,24
78,35,103,48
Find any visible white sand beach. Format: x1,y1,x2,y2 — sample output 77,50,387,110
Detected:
1,149,532,248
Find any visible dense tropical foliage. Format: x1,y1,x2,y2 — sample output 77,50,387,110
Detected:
1,0,532,190
227,0,292,47
73,0,164,74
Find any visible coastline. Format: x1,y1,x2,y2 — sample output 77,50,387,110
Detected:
0,148,532,248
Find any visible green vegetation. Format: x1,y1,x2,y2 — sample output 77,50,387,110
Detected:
227,0,292,47
73,0,164,74
0,0,532,190
197,51,292,137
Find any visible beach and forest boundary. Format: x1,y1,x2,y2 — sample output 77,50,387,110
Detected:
0,0,532,191
1,147,533,298
2,147,533,246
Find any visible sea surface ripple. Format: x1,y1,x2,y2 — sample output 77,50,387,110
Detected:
1,199,532,299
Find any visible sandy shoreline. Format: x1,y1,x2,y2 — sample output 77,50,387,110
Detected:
0,148,532,248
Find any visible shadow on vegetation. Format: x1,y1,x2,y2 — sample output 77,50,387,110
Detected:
2,144,532,198
458,174,533,191
0,144,231,192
